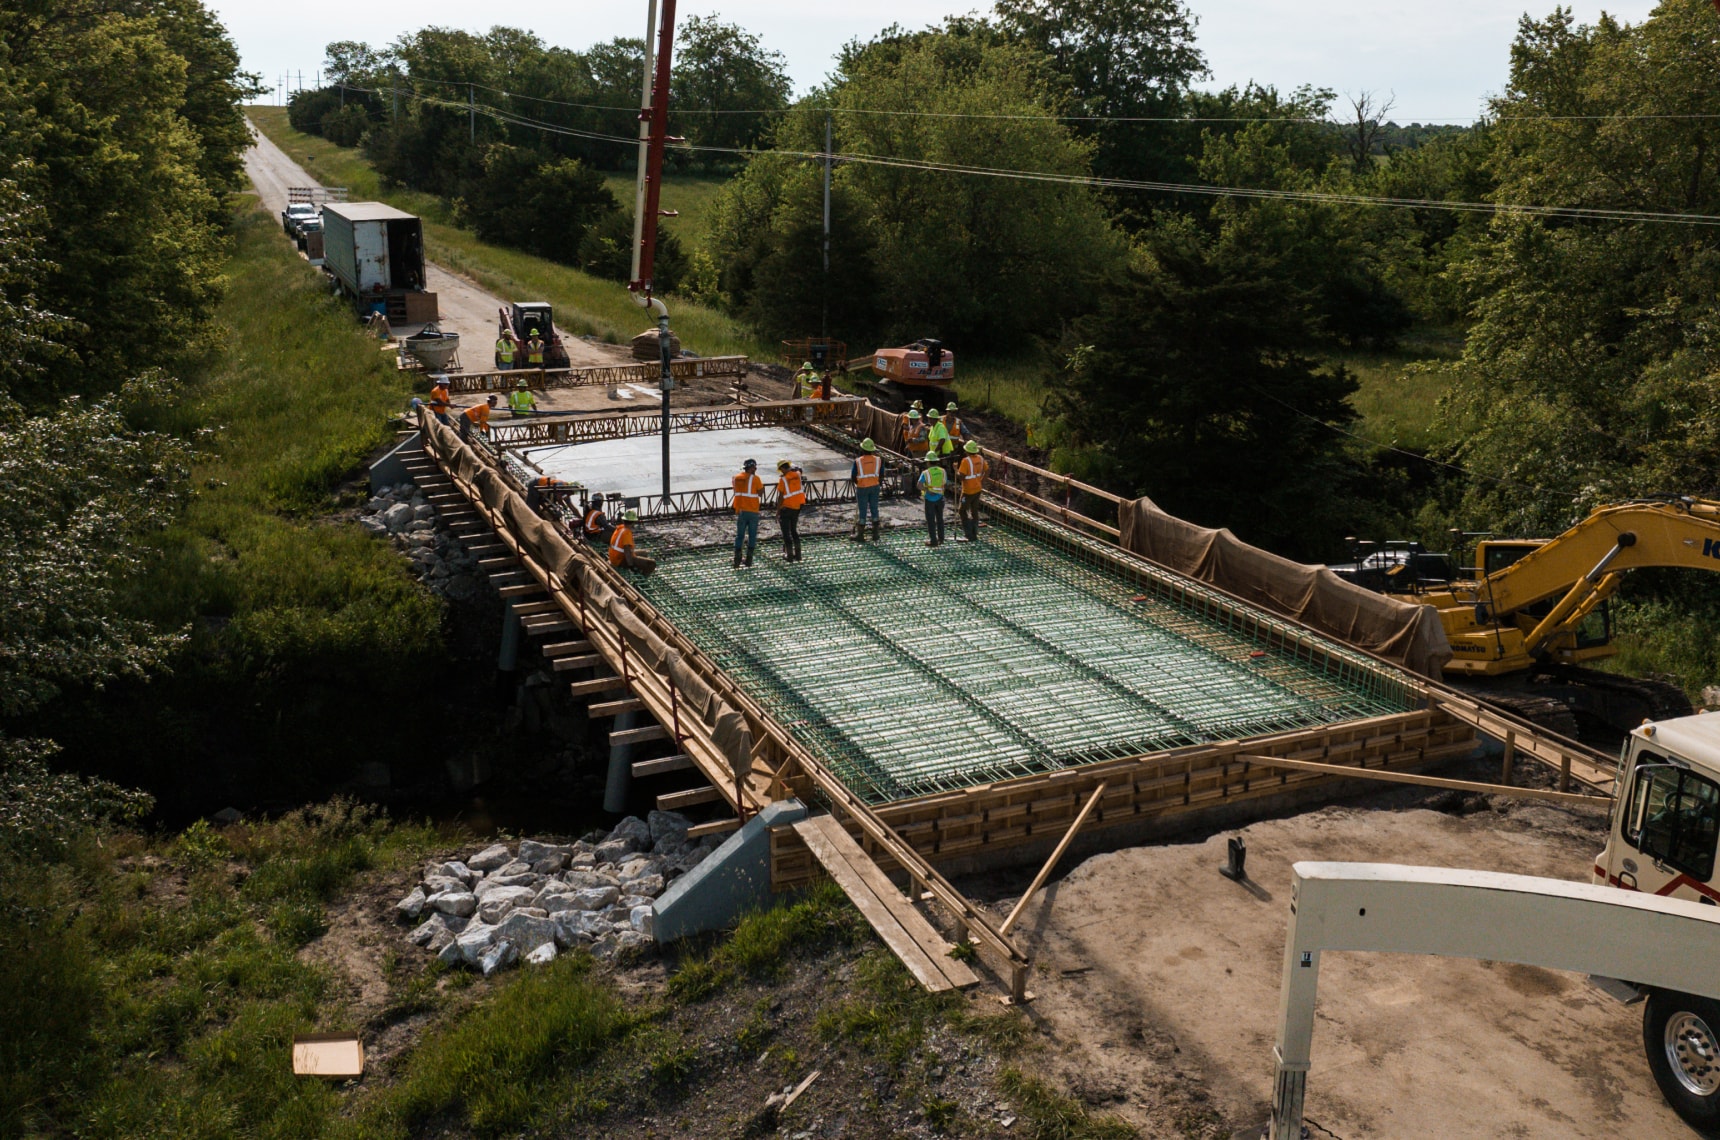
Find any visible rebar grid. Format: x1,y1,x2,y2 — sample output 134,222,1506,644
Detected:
635,522,1414,804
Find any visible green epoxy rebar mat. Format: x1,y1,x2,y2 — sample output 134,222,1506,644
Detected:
634,523,1415,804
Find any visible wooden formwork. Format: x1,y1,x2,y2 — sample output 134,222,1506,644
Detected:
770,708,1475,892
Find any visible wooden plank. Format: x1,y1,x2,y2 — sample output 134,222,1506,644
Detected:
792,816,977,993
510,601,561,616
479,556,519,570
687,818,741,839
541,639,593,657
632,754,694,777
590,697,646,718
657,786,722,811
568,675,627,697
1234,754,1604,806
1001,782,1108,936
610,724,669,747
551,654,605,672
522,620,576,636
497,584,547,599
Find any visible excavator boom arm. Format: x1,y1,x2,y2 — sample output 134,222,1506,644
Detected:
1482,499,1720,616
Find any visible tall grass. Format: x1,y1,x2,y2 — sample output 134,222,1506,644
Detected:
248,109,771,360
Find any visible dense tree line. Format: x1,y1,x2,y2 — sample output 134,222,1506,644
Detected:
287,20,794,287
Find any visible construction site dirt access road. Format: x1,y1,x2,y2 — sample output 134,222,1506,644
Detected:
241,126,792,410
1002,797,1683,1139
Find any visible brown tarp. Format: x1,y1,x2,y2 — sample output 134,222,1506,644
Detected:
857,404,905,452
1117,498,1451,678
712,705,755,779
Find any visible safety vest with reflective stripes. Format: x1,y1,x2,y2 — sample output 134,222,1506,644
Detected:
608,523,633,566
927,421,952,455
733,471,764,512
906,424,929,456
496,338,515,364
795,370,817,399
508,388,535,414
958,455,988,494
920,465,947,497
527,339,545,365
853,454,881,489
778,469,806,510
584,507,607,536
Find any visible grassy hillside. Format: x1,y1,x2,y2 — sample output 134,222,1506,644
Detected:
600,171,731,255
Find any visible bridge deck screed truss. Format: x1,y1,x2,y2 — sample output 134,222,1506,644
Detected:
632,512,1415,806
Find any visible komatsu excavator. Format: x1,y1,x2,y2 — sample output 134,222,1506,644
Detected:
1337,496,1715,737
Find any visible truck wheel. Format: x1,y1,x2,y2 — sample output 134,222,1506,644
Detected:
1645,991,1720,1133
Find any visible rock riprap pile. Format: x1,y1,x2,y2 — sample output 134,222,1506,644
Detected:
396,812,714,976
358,481,484,601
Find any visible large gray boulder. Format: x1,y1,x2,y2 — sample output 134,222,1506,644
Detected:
477,885,537,923
396,887,427,921
607,815,654,852
648,810,691,849
495,911,557,956
382,502,416,533
518,839,571,868
629,905,655,939
524,942,558,966
624,874,665,899
480,939,519,977
427,889,477,918
474,873,538,898
466,843,512,872
456,921,498,966
430,860,478,886
569,885,620,911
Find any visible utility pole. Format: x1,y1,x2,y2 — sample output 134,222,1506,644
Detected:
822,110,832,338
391,71,399,125
469,83,476,144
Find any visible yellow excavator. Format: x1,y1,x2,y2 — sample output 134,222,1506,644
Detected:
1336,496,1716,737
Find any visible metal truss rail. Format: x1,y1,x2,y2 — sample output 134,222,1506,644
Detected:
446,355,750,395
487,396,870,448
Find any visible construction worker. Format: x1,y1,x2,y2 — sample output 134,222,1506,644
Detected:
918,457,948,547
608,509,655,575
460,394,497,440
851,438,883,541
956,440,989,542
526,328,546,369
426,375,453,426
776,459,806,562
495,331,517,370
508,378,537,416
582,493,611,545
926,407,955,459
793,361,818,400
525,475,567,512
903,409,928,500
733,458,763,569
945,402,968,442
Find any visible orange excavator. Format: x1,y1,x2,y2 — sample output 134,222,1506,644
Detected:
864,338,955,411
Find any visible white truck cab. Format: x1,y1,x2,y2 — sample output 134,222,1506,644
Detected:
1593,711,1720,1131
1595,712,1720,905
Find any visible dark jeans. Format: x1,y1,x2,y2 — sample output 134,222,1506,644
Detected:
959,491,981,541
779,507,802,560
734,511,759,563
855,486,880,525
924,496,945,545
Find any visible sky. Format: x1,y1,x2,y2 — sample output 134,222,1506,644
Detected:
221,0,1662,122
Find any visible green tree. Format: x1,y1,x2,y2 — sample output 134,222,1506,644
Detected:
1049,222,1363,558
672,17,792,155
577,205,688,295
456,144,619,264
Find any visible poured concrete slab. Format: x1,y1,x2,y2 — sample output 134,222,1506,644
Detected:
523,426,856,500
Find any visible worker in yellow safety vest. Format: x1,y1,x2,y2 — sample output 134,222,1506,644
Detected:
495,332,517,370
793,361,818,400
776,459,806,562
925,407,955,459
526,329,546,368
460,394,497,440
918,461,948,547
955,440,989,542
508,378,537,416
733,458,764,569
608,509,655,575
851,438,882,541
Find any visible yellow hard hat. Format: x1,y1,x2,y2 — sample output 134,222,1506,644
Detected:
777,459,792,472
965,440,980,454
907,409,921,420
624,508,639,521
802,361,813,369
516,378,528,388
861,438,876,452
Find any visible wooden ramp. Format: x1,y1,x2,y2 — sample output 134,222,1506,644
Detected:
792,815,979,993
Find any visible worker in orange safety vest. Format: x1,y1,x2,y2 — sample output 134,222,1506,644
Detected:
460,394,497,440
955,440,989,542
851,438,882,541
733,458,763,569
776,459,806,562
582,493,611,545
608,509,655,575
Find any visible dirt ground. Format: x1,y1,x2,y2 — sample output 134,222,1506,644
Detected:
999,795,1691,1140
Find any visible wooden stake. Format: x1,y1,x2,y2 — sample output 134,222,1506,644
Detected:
1000,782,1107,936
